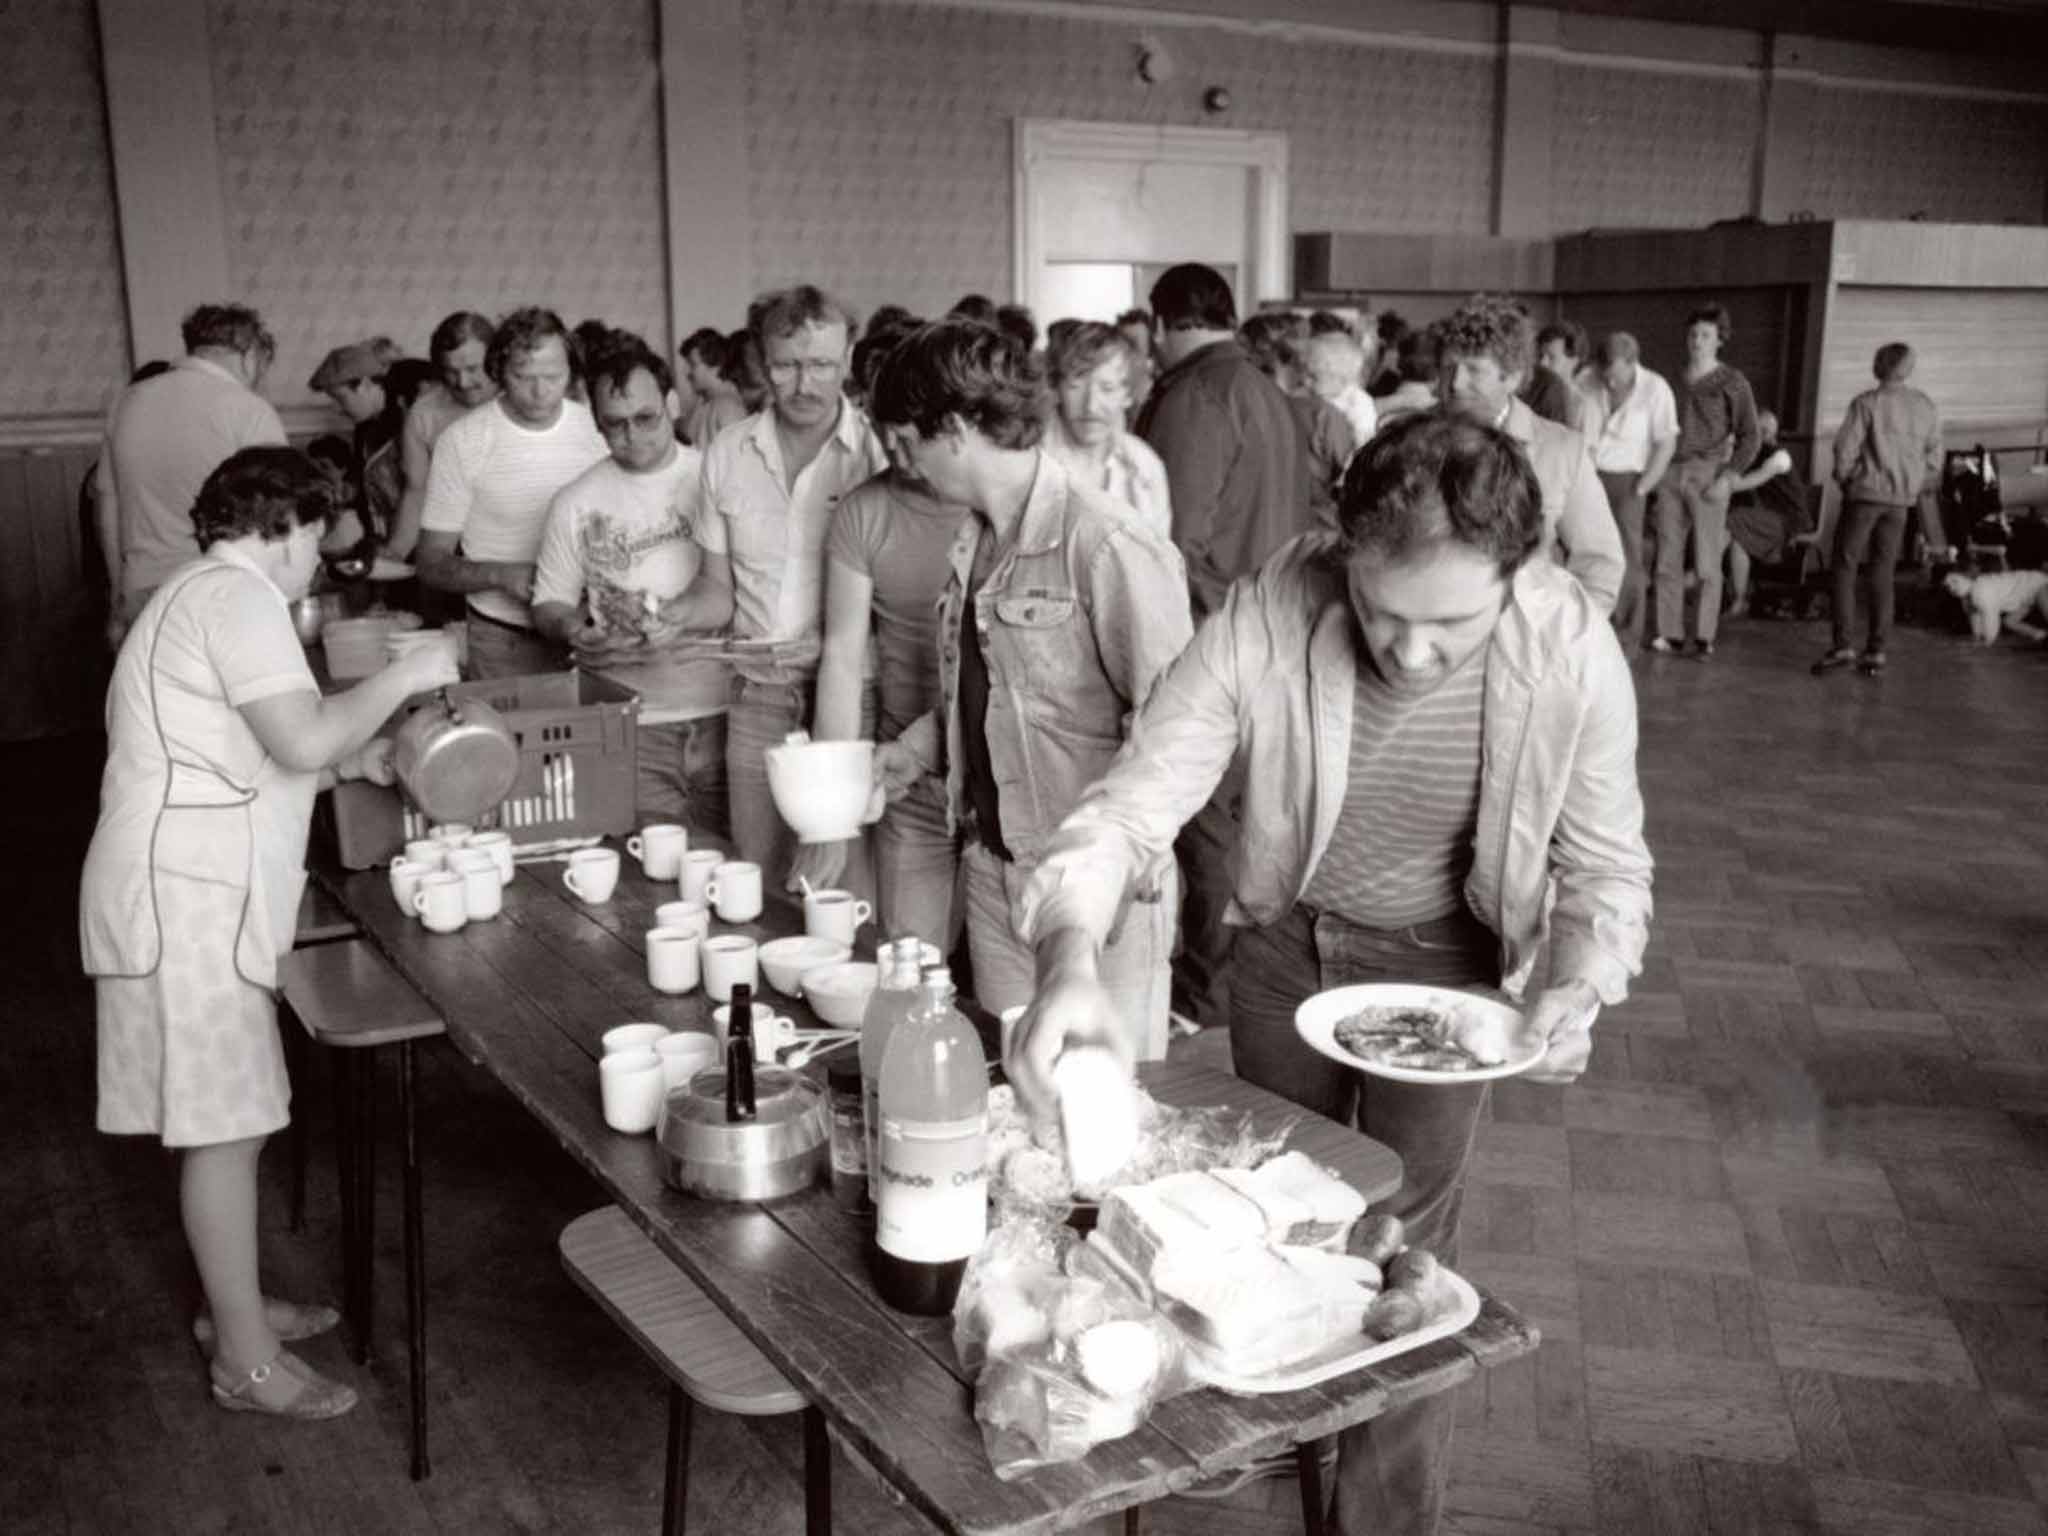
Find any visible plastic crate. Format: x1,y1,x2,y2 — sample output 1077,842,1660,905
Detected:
320,670,641,868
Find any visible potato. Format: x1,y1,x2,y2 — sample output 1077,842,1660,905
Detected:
1362,1289,1425,1341
1356,1213,1405,1267
1386,1247,1438,1293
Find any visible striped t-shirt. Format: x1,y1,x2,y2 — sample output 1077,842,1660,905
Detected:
1301,647,1486,929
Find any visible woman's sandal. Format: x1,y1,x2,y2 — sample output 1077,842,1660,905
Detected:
192,1300,341,1353
210,1348,358,1420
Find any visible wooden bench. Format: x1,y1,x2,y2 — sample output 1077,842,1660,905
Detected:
279,937,443,1481
559,1207,830,1536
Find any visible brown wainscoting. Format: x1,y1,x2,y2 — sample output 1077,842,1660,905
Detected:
0,440,110,741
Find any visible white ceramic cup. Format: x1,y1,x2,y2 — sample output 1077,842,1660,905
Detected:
412,871,468,934
645,926,702,994
468,829,514,885
701,935,760,1003
710,1004,792,1052
563,847,622,904
678,848,724,905
627,823,688,881
449,849,501,920
803,889,874,945
599,1049,666,1134
602,1021,671,1056
403,839,445,871
653,900,710,936
703,860,764,925
388,858,430,918
655,1031,721,1090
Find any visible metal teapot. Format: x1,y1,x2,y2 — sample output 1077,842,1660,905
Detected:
390,689,519,826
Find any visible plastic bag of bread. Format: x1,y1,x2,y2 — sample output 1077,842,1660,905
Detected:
954,1217,1192,1478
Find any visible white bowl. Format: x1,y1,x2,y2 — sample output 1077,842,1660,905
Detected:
759,935,852,996
802,960,879,1028
764,736,877,845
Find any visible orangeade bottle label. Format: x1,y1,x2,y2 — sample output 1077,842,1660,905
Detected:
875,1112,988,1264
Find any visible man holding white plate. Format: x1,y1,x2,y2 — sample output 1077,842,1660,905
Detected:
1007,412,1653,1536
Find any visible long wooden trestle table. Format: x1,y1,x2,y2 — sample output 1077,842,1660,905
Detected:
314,838,1538,1534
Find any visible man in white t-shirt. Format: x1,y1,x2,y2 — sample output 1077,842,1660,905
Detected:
1577,331,1679,650
532,332,730,832
667,285,889,888
418,306,608,679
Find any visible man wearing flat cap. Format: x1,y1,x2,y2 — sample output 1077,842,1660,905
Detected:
309,342,401,556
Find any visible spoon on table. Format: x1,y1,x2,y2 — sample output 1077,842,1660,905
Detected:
778,1033,856,1069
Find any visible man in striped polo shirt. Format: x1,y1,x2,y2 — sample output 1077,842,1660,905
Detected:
1009,413,1653,1536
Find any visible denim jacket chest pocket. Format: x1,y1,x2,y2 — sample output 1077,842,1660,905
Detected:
988,588,1079,697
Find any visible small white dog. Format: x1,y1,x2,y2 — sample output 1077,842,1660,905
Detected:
1946,568,2048,644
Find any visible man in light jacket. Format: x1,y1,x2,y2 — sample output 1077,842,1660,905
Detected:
1007,413,1653,1536
1814,342,1943,677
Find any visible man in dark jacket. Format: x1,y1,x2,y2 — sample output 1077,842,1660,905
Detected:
1138,264,1312,618
1138,263,1314,1031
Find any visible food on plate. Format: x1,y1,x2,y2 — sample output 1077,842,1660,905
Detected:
1356,1212,1406,1267
1153,1245,1346,1377
1076,1319,1165,1400
1212,1151,1369,1249
1277,1245,1383,1293
1385,1247,1438,1292
1333,997,1518,1073
1362,1288,1426,1341
1053,1047,1139,1190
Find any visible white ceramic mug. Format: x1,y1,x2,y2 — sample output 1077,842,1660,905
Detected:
598,1049,666,1134
645,926,702,994
388,857,430,918
448,849,501,920
602,1021,671,1056
403,839,445,872
803,889,874,945
563,847,622,904
655,1031,720,1090
627,823,688,881
653,900,710,936
678,848,724,905
412,871,468,934
701,935,759,1003
703,860,764,925
468,829,514,885
711,1004,792,1053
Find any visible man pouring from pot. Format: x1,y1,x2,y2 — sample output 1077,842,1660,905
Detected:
1004,413,1653,1536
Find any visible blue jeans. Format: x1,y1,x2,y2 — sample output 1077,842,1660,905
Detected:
635,716,729,836
1229,904,1499,1536
875,777,958,952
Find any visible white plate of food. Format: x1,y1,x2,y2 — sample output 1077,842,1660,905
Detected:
1294,984,1545,1084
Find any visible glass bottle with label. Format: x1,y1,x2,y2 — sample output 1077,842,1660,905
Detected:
859,938,923,1207
873,967,988,1315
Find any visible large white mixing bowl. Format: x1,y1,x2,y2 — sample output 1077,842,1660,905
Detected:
765,734,881,844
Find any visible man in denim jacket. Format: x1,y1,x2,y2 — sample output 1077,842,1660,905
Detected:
866,319,1194,1060
1009,414,1652,1536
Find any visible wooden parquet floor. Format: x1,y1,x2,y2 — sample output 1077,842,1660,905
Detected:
3,615,2044,1536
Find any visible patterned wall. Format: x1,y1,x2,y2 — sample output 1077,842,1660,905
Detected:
0,0,129,419
743,0,1497,318
1801,85,2046,223
1550,63,1761,234
207,0,669,413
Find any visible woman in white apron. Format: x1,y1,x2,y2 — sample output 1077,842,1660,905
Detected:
80,447,459,1420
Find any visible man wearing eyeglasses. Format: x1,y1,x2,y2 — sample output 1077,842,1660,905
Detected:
532,330,731,831
667,286,889,883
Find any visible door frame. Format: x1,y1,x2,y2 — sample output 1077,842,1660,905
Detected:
1011,118,1290,315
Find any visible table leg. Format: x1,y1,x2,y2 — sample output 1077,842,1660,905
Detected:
1122,1505,1145,1536
802,1404,831,1536
400,1040,430,1481
1295,1439,1327,1536
663,1383,693,1536
333,1045,359,1351
351,1051,378,1367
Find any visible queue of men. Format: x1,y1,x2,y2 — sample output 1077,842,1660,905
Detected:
92,268,1970,1535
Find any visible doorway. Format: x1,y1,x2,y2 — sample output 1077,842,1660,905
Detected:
1013,120,1286,322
